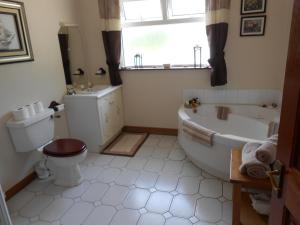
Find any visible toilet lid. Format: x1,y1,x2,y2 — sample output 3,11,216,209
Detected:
43,139,87,157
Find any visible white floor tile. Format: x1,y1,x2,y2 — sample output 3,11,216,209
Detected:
20,195,53,218
142,136,160,147
82,166,103,180
137,213,165,225
168,149,186,161
102,185,129,206
62,181,90,199
223,182,233,200
194,221,215,225
170,194,198,218
136,146,155,157
115,170,139,186
43,184,66,196
135,171,158,189
83,205,116,225
10,216,29,225
94,155,114,166
126,157,148,170
144,159,165,173
110,157,130,168
155,174,179,192
177,177,200,194
123,189,150,209
146,192,173,213
158,136,177,148
151,148,172,159
162,161,183,174
199,179,222,198
181,162,202,177
165,217,192,225
81,183,109,202
25,180,51,193
110,209,140,225
222,201,232,225
60,202,94,225
39,198,73,222
31,221,51,225
7,190,35,213
10,135,232,225
97,168,121,183
195,198,222,223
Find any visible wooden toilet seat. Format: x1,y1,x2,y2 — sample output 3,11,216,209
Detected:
43,139,87,157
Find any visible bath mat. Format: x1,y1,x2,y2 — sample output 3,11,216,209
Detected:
102,132,148,157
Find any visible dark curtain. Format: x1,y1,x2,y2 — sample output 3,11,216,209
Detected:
102,31,122,86
206,23,228,86
206,0,230,87
58,34,72,85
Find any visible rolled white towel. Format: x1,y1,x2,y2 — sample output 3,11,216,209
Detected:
239,142,271,179
256,134,278,164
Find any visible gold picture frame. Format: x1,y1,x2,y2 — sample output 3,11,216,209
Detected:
0,0,33,64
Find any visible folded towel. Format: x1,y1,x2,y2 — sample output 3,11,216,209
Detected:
182,120,215,146
249,193,271,215
216,106,230,120
256,135,278,164
239,142,271,179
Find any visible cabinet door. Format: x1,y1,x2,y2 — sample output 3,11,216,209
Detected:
98,95,114,143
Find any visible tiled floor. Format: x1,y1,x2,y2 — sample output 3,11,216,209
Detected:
7,135,233,225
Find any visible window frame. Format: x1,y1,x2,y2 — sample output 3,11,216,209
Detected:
120,0,208,69
121,0,205,27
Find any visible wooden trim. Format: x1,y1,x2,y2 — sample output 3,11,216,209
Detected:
5,172,36,201
123,126,178,136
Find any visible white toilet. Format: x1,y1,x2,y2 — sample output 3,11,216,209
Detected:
6,109,87,187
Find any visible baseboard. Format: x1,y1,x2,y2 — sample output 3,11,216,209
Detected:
123,126,178,136
5,172,36,201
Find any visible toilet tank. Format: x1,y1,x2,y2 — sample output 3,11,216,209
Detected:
6,109,55,152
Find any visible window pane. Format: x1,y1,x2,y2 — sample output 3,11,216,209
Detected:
122,0,162,22
169,0,205,18
122,22,210,67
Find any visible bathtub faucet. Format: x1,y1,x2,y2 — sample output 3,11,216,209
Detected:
184,98,201,113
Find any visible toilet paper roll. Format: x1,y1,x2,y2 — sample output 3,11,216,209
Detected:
33,101,44,114
25,104,36,117
12,107,30,121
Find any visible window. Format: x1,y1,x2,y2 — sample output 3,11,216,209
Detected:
121,0,209,68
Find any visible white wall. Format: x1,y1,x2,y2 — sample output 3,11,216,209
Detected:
0,0,78,191
77,0,294,129
121,0,294,129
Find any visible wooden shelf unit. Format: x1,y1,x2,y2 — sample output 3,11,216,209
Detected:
230,149,272,225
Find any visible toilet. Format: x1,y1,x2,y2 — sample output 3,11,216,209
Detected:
6,108,87,187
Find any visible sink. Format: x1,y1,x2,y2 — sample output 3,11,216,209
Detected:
75,85,109,95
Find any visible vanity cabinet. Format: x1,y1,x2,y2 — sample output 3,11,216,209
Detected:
98,88,123,144
64,86,124,153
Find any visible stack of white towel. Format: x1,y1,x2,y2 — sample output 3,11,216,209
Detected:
239,134,278,179
249,192,272,215
239,134,278,216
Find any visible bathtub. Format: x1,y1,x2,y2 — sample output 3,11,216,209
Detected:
178,104,280,180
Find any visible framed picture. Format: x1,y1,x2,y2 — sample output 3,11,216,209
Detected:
0,0,33,64
241,0,267,15
240,16,266,36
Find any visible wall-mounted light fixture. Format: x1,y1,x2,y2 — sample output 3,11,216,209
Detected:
95,67,106,76
72,68,85,76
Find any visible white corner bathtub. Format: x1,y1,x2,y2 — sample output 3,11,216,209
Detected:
178,104,280,180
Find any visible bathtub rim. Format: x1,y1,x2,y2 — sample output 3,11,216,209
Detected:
178,105,265,146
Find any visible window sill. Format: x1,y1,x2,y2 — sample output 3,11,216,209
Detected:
120,65,211,71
